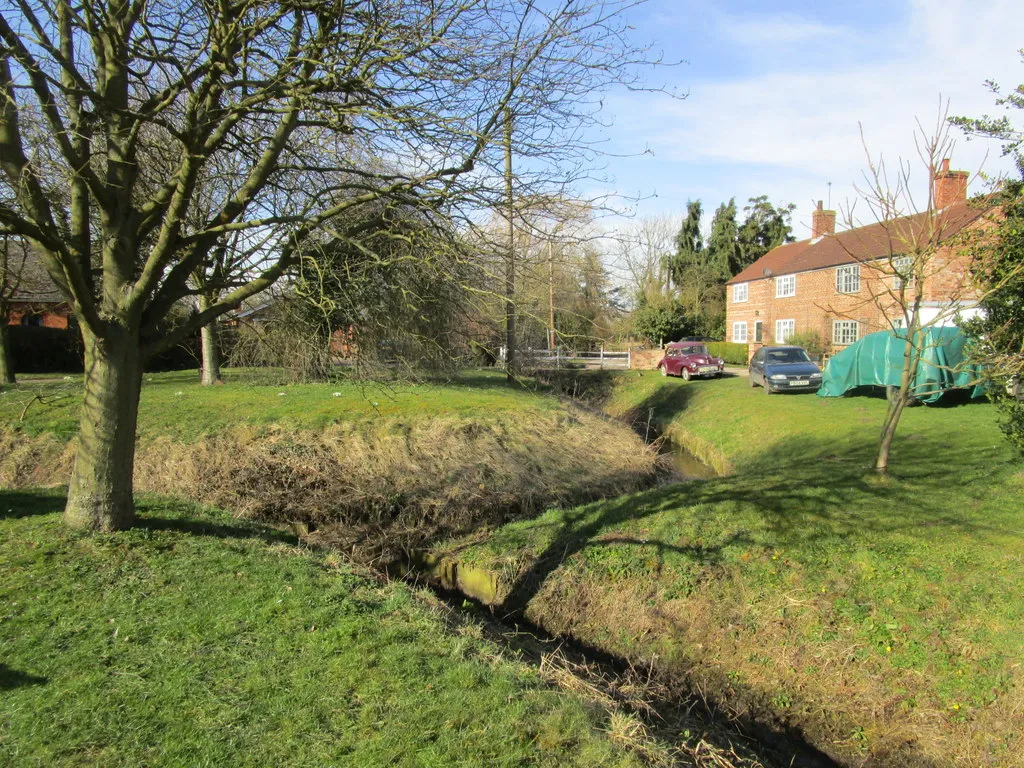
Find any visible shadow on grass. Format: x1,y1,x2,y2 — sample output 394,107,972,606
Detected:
0,664,48,690
0,489,296,548
137,515,297,546
0,490,66,520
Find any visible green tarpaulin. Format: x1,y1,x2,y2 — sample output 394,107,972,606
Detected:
817,327,985,403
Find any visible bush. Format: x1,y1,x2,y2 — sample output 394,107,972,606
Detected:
630,302,693,346
785,330,828,362
705,341,748,365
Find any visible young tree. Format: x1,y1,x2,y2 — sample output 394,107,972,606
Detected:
0,0,663,531
829,111,1020,473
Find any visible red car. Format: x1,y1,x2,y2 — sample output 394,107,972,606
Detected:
657,343,725,380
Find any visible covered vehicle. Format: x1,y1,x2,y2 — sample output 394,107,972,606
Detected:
749,346,822,394
817,327,984,403
657,342,724,380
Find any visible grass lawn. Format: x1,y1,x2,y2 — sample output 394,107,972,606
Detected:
0,369,655,552
0,490,653,767
438,374,1024,766
0,368,565,442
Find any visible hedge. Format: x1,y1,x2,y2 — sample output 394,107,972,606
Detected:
706,341,748,365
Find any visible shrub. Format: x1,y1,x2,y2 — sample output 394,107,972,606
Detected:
705,341,748,365
785,330,828,362
630,302,693,346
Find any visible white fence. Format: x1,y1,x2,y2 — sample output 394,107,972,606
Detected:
498,346,631,370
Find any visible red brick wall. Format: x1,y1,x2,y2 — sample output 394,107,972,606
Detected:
726,222,984,360
8,303,71,329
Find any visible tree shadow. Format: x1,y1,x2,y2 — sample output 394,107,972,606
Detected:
0,490,66,520
136,514,297,546
0,663,48,690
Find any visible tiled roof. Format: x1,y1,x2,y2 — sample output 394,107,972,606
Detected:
727,198,991,285
2,238,66,303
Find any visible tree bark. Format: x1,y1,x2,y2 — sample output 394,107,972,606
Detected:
199,321,222,385
875,330,918,474
198,295,223,385
504,105,516,382
875,395,908,473
0,321,14,384
63,324,143,531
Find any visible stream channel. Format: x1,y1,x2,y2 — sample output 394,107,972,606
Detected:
396,439,841,768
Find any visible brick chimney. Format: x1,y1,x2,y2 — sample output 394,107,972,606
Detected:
811,200,836,239
933,158,968,209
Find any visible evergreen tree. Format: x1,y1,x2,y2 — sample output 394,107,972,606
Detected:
707,198,738,282
665,200,704,286
734,196,796,275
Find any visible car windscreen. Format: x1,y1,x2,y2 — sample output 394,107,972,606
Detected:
767,348,811,364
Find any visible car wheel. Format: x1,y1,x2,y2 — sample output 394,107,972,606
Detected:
764,379,773,394
681,368,691,381
659,364,667,377
749,372,756,387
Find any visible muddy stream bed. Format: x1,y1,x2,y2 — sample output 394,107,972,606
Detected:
390,441,841,768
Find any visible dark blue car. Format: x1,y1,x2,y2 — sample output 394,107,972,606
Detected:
749,346,822,394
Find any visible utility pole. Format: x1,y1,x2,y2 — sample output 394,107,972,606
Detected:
504,106,516,382
548,238,555,350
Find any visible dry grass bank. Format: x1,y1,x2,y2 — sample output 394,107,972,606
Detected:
2,389,657,558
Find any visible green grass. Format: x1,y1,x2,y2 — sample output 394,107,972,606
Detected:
0,369,560,442
0,369,654,546
0,490,647,767
441,374,1024,766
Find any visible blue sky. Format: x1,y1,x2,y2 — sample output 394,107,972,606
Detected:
594,0,1024,238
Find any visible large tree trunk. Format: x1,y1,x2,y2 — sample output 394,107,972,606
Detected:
0,321,14,384
64,324,143,531
199,300,223,386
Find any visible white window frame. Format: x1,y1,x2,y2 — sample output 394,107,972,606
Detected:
835,264,860,294
775,274,796,298
732,282,748,303
833,320,859,345
732,321,748,343
754,320,763,343
892,256,913,289
775,319,795,344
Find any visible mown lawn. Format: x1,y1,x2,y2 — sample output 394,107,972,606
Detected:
0,370,655,547
0,368,561,442
441,374,1024,766
0,490,650,767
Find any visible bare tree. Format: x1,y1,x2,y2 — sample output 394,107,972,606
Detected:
0,0,666,530
608,214,678,307
0,233,29,383
827,109,1020,473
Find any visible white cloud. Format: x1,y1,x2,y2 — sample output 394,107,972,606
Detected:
717,14,849,46
608,0,1024,236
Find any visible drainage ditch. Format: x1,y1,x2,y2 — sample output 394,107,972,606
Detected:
396,556,842,768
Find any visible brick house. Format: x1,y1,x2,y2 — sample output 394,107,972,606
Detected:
2,238,72,329
725,160,991,360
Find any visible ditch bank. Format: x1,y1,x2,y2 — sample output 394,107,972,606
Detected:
0,399,660,561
